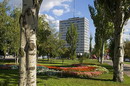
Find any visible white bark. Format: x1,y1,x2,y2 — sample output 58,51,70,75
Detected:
100,42,105,64
19,0,43,86
19,25,27,86
113,28,124,82
27,34,37,86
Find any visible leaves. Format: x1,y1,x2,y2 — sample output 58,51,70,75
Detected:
89,1,114,56
37,15,66,58
0,2,20,55
66,23,78,59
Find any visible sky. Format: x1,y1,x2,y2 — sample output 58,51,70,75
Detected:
0,0,130,46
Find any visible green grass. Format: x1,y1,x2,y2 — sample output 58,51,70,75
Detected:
0,59,130,86
124,62,130,64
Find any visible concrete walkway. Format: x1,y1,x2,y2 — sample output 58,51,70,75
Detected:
104,60,130,77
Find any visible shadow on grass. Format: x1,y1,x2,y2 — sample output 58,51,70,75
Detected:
0,69,18,85
87,77,113,81
37,74,113,83
38,61,63,65
98,64,114,73
38,60,63,65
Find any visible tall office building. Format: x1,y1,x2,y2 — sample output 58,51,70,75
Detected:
59,17,89,54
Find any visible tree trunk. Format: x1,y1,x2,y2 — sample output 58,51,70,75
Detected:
19,28,27,86
100,41,105,64
19,0,42,86
113,28,124,82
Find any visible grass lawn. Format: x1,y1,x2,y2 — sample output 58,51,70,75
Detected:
0,59,130,86
124,62,130,65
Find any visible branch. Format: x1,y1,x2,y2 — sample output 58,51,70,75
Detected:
38,0,43,6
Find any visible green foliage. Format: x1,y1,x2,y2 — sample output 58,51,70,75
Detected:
37,15,66,58
124,40,130,59
0,1,20,57
78,53,89,64
109,39,114,60
66,23,78,59
9,8,21,55
96,0,130,26
96,0,130,82
37,15,51,56
89,34,93,55
88,1,114,57
0,1,11,56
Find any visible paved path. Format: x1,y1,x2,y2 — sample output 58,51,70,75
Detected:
104,60,130,77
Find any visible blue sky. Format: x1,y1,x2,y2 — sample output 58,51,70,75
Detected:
0,0,130,45
39,0,96,46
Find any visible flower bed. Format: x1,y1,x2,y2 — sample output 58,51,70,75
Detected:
0,63,109,78
62,71,104,78
46,66,97,72
42,64,109,78
0,64,18,69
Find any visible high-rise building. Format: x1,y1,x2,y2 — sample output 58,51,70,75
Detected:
59,17,89,54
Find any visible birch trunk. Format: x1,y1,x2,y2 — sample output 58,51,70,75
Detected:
19,0,43,86
113,28,124,82
100,42,105,64
19,27,27,86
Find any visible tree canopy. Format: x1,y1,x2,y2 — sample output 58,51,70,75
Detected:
66,23,78,59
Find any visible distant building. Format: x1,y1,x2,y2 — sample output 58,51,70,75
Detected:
59,17,89,54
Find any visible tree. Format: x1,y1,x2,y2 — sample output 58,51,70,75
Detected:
37,15,51,57
66,23,78,60
59,47,69,64
0,1,21,64
10,8,21,63
37,15,67,60
19,0,43,86
124,40,130,59
42,31,66,60
109,38,115,63
96,0,130,82
89,34,93,58
89,1,114,64
0,1,12,59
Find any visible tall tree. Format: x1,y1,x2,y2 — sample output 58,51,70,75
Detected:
124,40,130,59
89,34,93,58
37,16,66,60
96,0,130,82
89,1,114,64
0,1,12,59
10,8,21,63
37,15,51,57
66,23,78,60
19,0,43,86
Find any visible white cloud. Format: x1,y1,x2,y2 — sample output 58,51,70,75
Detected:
45,14,55,21
40,0,72,12
123,34,130,40
7,0,72,16
124,19,130,33
62,4,70,13
76,11,82,16
40,0,72,15
8,0,22,8
52,9,64,16
123,19,130,40
45,14,59,31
